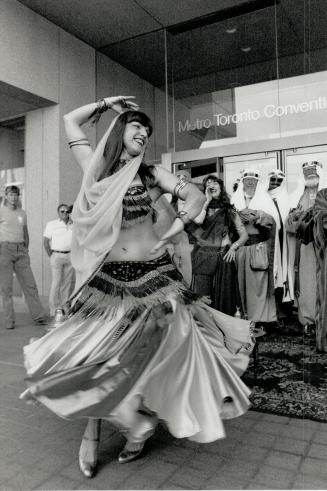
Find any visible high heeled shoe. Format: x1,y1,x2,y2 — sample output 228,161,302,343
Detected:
79,436,99,478
118,441,145,464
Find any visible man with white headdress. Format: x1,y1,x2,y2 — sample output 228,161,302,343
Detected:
231,169,281,326
286,161,323,333
267,169,293,320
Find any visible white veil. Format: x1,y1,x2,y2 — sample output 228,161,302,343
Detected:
71,116,145,289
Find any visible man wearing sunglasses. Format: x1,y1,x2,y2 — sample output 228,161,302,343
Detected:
43,204,74,317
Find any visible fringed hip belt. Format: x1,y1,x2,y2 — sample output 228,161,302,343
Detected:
70,251,198,318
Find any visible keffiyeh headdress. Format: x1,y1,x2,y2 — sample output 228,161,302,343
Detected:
267,169,290,222
289,161,323,208
231,169,280,226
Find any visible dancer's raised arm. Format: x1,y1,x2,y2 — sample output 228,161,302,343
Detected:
63,96,138,172
150,166,205,253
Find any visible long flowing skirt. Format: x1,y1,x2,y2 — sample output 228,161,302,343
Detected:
20,252,254,443
191,244,243,316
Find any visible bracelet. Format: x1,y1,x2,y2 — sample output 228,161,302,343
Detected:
176,210,189,224
174,180,189,199
68,138,90,148
96,99,110,113
231,241,240,251
87,99,111,124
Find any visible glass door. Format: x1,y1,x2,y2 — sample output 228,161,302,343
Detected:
283,145,327,194
223,151,280,196
173,157,219,186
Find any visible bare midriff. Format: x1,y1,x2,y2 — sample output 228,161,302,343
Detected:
108,214,165,262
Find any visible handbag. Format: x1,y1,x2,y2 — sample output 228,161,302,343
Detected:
296,208,314,245
249,241,269,271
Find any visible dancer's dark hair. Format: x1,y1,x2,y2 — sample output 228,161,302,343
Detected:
98,111,153,181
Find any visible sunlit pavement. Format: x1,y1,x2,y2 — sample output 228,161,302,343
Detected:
1,306,327,490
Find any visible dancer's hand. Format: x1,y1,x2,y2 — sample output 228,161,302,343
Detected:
149,238,170,254
103,96,139,114
150,216,185,254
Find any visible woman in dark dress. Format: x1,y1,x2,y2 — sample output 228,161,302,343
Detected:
191,175,248,316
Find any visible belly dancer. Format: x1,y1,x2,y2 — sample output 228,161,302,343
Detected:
21,96,254,478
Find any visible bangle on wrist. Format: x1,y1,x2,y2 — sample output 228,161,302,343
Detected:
68,138,90,149
174,179,190,199
176,210,189,224
88,99,110,124
103,99,113,110
97,99,109,113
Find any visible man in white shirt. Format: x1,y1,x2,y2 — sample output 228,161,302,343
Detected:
0,185,47,329
43,204,74,316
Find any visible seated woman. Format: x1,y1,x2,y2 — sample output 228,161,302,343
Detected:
20,96,254,479
190,175,248,316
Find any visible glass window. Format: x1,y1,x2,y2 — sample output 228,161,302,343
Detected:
167,0,327,152
98,1,327,158
166,4,279,151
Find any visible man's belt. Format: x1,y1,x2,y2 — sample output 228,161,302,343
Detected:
52,250,71,254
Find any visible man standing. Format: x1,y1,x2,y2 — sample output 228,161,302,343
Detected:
268,170,293,320
286,161,322,333
231,169,281,326
0,185,47,329
312,188,327,352
43,204,74,317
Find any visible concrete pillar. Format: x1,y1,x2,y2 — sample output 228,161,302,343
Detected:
25,105,60,296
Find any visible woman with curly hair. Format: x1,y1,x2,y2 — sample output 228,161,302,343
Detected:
191,175,248,316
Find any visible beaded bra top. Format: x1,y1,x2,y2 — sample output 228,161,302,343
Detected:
121,184,155,228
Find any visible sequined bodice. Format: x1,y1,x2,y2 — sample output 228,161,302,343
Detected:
121,185,154,228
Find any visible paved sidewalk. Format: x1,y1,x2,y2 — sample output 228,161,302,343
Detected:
0,310,327,490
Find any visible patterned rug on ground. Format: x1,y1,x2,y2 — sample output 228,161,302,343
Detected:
242,324,327,422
